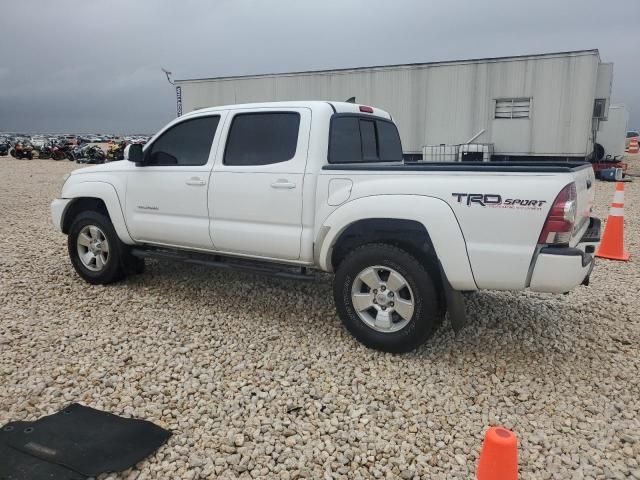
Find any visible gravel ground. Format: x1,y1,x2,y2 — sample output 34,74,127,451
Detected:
1,156,639,480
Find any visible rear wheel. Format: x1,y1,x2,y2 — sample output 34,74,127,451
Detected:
333,243,442,353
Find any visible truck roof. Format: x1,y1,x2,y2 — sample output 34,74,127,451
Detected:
180,101,392,120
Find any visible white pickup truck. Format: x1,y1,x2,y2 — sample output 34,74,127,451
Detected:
51,101,600,352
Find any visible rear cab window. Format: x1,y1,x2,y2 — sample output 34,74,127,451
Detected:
328,114,403,164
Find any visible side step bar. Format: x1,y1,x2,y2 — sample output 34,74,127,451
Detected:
130,248,317,281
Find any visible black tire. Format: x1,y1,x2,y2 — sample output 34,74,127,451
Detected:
333,243,442,353
67,211,125,284
593,143,605,161
9,149,16,158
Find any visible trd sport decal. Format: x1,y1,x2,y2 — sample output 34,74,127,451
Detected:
452,193,547,209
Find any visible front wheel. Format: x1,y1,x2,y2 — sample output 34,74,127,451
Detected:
68,211,124,284
333,243,442,353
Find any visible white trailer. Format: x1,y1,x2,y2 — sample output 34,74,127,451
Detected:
175,49,613,160
595,104,629,161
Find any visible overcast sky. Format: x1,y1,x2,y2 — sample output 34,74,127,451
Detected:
1,0,639,134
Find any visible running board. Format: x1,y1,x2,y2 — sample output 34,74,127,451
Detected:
130,248,317,281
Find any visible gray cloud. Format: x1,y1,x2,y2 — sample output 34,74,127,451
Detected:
1,0,638,134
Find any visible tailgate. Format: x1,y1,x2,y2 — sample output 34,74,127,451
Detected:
571,165,596,245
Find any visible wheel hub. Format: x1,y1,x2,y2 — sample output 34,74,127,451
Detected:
351,265,415,333
89,241,102,254
77,224,109,272
375,291,392,306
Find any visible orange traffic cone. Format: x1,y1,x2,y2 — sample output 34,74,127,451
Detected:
477,427,518,480
627,138,639,154
596,182,630,261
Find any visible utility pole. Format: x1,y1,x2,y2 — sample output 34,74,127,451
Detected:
162,68,181,117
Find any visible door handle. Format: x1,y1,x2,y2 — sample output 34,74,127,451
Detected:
270,179,296,189
186,177,206,186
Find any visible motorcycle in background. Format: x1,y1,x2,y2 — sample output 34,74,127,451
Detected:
9,142,34,160
76,144,106,164
50,142,74,161
107,141,128,161
37,144,54,159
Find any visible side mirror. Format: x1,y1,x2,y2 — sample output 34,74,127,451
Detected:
126,143,144,164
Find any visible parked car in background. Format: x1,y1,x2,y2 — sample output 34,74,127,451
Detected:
0,140,9,156
52,101,600,353
63,135,79,145
30,136,47,149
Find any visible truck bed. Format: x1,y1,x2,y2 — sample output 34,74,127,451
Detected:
318,158,596,290
322,161,593,173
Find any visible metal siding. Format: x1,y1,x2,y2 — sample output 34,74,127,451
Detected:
595,62,614,120
596,104,629,158
177,51,604,156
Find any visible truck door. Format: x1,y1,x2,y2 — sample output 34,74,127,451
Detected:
125,113,225,249
209,108,311,260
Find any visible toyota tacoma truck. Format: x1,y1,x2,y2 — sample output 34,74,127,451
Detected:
51,101,600,353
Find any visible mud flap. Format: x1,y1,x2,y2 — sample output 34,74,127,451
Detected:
438,262,468,333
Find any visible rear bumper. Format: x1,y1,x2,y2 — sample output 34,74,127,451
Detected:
529,217,600,293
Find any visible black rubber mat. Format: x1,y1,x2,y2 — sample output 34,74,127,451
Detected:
6,404,171,477
1,421,86,480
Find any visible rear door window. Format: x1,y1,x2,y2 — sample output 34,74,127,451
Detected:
329,115,403,163
224,112,300,166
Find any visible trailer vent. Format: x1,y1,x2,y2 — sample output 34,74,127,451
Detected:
495,98,530,119
593,98,607,119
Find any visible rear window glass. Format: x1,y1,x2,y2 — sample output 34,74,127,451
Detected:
360,120,378,160
377,121,404,161
329,115,403,163
328,117,360,162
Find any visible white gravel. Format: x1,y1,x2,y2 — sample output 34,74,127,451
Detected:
1,156,639,479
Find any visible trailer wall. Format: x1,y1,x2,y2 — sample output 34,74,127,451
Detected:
596,104,629,160
177,51,606,157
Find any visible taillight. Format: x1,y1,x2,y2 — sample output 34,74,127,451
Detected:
538,182,577,245
359,105,374,113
